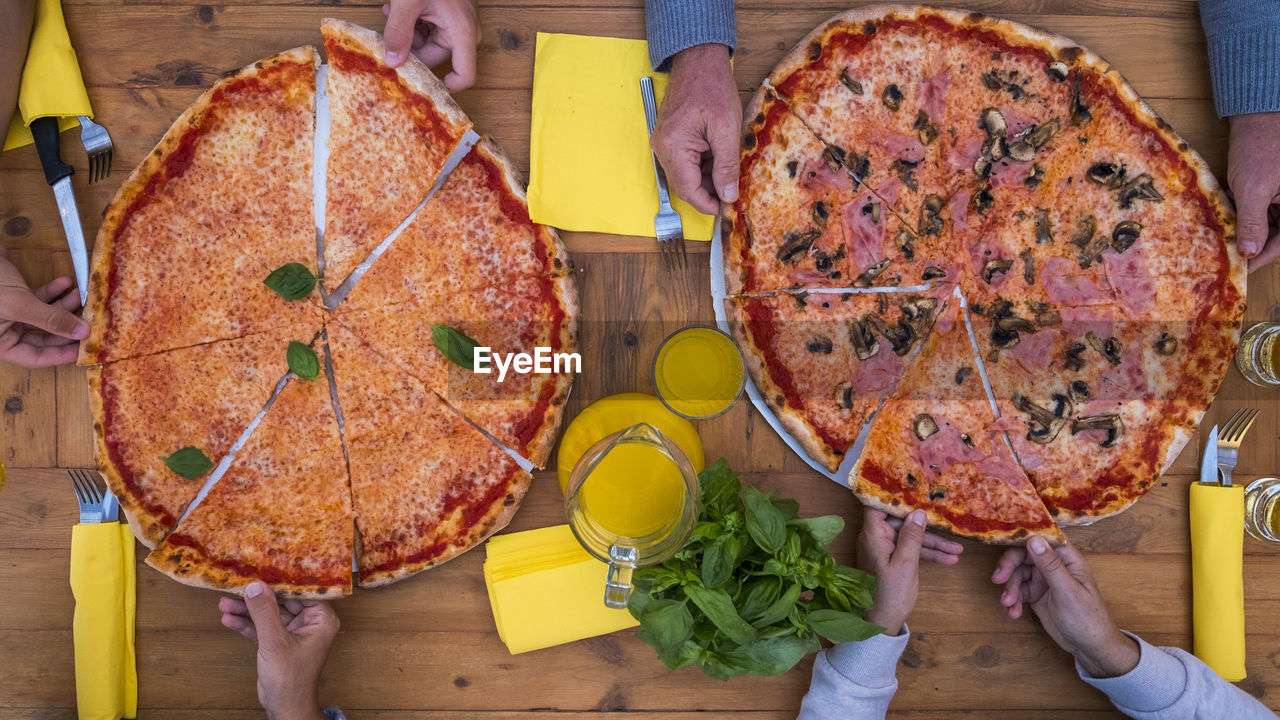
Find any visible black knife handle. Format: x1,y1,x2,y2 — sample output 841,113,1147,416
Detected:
31,117,74,186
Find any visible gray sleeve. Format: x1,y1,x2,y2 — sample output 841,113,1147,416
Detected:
644,0,736,72
796,629,909,720
1197,0,1280,116
323,707,348,720
1078,632,1275,719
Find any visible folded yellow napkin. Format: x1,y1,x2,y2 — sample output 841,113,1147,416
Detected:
3,0,93,151
484,525,638,654
70,522,137,720
1189,482,1246,681
528,32,716,241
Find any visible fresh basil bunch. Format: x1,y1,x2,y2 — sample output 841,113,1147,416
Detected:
627,459,882,681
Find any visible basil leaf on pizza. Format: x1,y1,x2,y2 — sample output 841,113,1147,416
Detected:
264,263,318,301
287,341,321,380
161,446,215,480
432,324,480,371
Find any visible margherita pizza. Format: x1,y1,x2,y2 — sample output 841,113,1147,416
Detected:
724,5,1245,542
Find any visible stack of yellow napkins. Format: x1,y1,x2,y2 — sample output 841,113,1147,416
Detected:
484,525,638,654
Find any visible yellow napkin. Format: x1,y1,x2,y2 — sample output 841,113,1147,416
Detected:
484,525,638,654
70,523,137,720
528,32,716,241
1189,482,1246,681
3,0,93,151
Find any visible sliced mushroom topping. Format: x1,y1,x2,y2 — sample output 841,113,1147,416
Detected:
1111,220,1142,253
982,258,1014,284
1034,208,1054,244
955,366,973,385
891,158,920,191
791,291,809,308
786,160,799,178
981,71,1002,91
1035,310,1061,327
807,335,834,354
1026,119,1060,148
1154,332,1178,356
1072,216,1109,269
1047,61,1069,82
921,265,947,281
914,110,938,145
991,324,1021,349
900,296,939,320
1086,331,1123,366
1086,162,1124,187
974,156,992,178
1064,342,1087,371
861,200,882,224
1117,173,1163,208
1025,164,1046,187
1070,75,1092,125
914,413,940,441
835,383,854,410
822,145,847,174
1069,380,1090,402
918,194,945,236
848,318,881,360
1071,414,1125,448
895,228,916,261
847,151,871,178
960,433,975,448
812,201,830,227
854,258,891,288
1013,393,1072,444
971,187,994,214
839,68,864,95
1007,140,1035,162
907,473,919,486
882,84,903,111
1020,248,1035,285
929,486,947,501
985,135,1009,162
866,314,916,355
996,315,1036,335
776,229,820,264
980,107,1007,138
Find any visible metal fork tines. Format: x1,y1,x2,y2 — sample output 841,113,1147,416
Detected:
77,116,114,184
639,77,687,272
68,469,118,524
1216,407,1260,487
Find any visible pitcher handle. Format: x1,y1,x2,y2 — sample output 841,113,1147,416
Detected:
604,545,639,609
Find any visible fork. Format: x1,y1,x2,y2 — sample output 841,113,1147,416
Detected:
76,116,113,184
68,469,118,524
639,77,687,272
1216,407,1260,487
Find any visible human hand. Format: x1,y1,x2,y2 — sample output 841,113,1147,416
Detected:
381,0,478,92
651,43,741,215
219,582,339,720
857,507,964,636
0,248,88,368
991,536,1139,678
1226,112,1280,271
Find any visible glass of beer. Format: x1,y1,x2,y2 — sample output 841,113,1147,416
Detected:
1235,323,1280,387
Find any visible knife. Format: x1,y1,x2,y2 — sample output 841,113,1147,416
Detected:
31,116,89,307
1200,424,1220,486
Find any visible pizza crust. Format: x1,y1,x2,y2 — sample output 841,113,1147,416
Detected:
145,543,351,600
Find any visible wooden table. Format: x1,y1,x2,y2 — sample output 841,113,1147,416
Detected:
3,1,1279,717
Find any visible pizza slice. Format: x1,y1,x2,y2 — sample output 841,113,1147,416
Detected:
852,296,1063,543
89,321,321,547
334,273,577,468
146,373,355,598
726,287,947,472
80,47,320,365
321,18,474,292
327,321,532,587
341,136,569,313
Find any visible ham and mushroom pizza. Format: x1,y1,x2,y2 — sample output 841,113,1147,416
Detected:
724,5,1245,542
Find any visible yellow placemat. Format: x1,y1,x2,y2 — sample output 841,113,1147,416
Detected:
527,32,715,241
4,0,92,151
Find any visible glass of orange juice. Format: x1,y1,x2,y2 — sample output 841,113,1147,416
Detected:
653,326,746,420
564,422,699,608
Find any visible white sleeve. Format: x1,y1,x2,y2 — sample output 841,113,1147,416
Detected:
796,628,910,720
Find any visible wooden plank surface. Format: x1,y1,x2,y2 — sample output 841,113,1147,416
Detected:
1,0,1279,717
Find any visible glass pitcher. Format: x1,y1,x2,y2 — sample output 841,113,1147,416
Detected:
564,422,699,608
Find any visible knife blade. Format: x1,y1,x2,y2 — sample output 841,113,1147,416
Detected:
31,117,89,307
1200,424,1220,486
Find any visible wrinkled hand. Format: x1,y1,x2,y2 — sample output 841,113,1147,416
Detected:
1226,112,1280,271
0,248,88,368
219,582,339,720
857,507,964,636
992,536,1139,678
381,0,478,92
651,43,740,215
